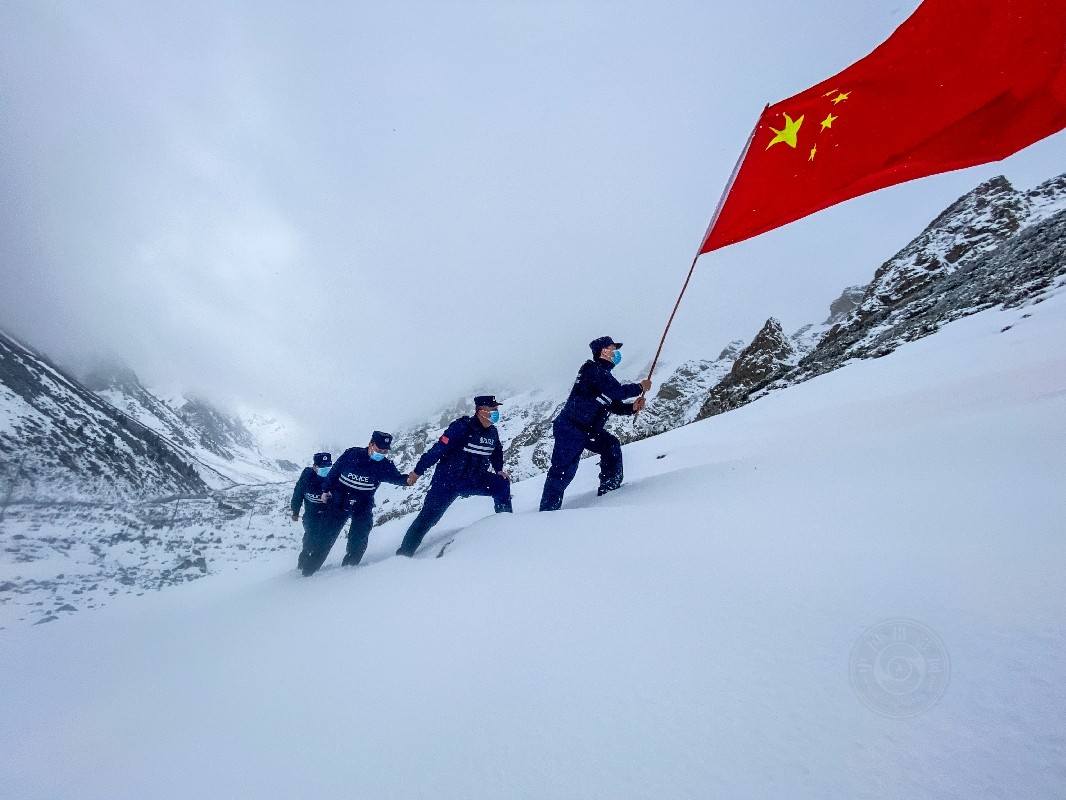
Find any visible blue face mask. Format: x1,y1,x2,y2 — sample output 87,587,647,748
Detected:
488,410,500,424
316,467,330,477
370,451,386,461
611,349,622,365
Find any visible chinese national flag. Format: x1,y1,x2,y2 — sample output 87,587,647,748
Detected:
700,0,1066,253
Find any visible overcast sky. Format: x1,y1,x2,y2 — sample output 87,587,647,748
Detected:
2,0,1063,456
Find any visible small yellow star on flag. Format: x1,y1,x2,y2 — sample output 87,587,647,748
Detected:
766,113,804,149
821,113,837,130
831,91,850,105
809,145,818,161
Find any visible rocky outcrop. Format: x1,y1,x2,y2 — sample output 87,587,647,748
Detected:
696,319,798,420
792,177,1066,381
696,173,1066,415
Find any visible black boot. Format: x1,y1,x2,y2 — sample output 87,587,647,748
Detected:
597,472,623,496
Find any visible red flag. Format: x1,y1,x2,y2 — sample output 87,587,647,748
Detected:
701,0,1066,253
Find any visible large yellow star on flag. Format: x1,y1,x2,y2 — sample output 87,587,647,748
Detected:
766,113,804,149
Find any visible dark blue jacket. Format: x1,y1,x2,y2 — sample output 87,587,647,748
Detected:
557,359,644,433
291,467,330,516
414,415,503,489
322,447,408,511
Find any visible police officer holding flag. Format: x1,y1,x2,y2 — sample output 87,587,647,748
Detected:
539,336,651,511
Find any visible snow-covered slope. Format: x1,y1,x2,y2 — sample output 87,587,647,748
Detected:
2,286,1063,799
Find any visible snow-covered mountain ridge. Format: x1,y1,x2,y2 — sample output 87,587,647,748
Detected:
695,171,1066,420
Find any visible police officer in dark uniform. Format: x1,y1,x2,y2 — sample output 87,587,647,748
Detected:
322,431,410,568
290,452,346,575
539,336,651,511
396,395,512,557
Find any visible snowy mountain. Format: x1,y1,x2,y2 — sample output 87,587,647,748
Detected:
0,329,208,504
2,281,1064,799
83,361,298,485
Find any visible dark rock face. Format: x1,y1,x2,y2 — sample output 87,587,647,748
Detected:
696,319,798,420
793,186,1066,383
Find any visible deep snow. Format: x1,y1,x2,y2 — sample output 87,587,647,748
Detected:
2,292,1065,799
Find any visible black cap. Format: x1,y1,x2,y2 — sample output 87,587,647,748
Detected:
589,336,623,355
370,431,393,450
313,452,332,468
474,395,501,408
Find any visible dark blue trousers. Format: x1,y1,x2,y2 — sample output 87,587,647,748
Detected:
342,505,375,566
300,509,350,576
397,472,511,556
539,418,623,511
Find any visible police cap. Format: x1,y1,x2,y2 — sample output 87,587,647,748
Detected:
589,336,623,355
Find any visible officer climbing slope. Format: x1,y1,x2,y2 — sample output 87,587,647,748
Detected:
539,336,651,511
290,452,349,576
322,431,410,568
396,395,512,557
